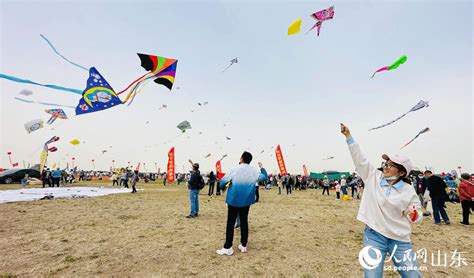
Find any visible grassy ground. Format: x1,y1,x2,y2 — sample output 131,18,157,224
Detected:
0,181,472,277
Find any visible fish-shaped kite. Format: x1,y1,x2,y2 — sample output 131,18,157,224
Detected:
45,109,68,125
119,53,178,105
371,55,407,78
288,19,302,35
307,6,335,36
222,58,238,73
369,100,429,131
401,127,430,149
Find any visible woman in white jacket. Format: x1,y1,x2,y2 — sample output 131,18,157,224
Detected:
340,123,422,278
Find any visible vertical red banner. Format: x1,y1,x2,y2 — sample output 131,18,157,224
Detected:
216,160,225,180
303,164,309,177
275,145,288,175
167,147,175,183
136,162,141,171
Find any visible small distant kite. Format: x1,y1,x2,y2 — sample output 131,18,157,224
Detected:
159,104,168,110
177,120,192,132
323,156,335,160
19,89,33,96
369,100,429,131
288,19,302,35
204,153,211,158
101,150,107,154
198,102,209,106
222,58,238,73
371,55,407,78
14,97,75,108
401,127,430,149
70,139,80,145
260,150,265,154
226,137,231,140
307,6,335,36
45,109,68,125
24,119,44,133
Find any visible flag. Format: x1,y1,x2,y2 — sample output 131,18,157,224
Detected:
136,162,141,171
216,160,225,180
167,147,175,183
275,145,288,175
303,165,309,177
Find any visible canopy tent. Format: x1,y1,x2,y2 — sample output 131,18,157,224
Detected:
310,172,351,180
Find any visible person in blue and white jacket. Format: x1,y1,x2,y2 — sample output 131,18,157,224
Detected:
216,151,267,256
341,123,422,278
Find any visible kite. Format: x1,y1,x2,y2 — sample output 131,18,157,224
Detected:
177,120,192,132
24,119,44,133
198,102,208,106
222,58,238,73
323,156,335,160
260,150,265,154
101,150,107,155
307,6,335,36
45,109,68,125
70,139,80,145
159,104,168,110
14,97,75,108
226,137,231,140
371,55,407,78
75,67,122,115
40,136,60,173
19,89,33,96
288,19,302,35
119,54,178,105
205,153,211,158
6,152,19,167
369,100,429,131
48,146,58,152
401,127,430,149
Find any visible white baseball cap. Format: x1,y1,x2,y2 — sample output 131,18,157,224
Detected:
382,154,412,174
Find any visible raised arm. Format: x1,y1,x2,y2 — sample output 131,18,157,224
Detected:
340,123,377,181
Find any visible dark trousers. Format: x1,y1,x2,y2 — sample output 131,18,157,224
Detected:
52,177,60,187
132,183,137,193
224,205,250,249
216,183,221,195
286,185,292,194
461,200,473,224
432,196,450,223
322,186,329,195
208,182,215,196
351,186,356,197
42,179,51,188
336,192,340,199
255,186,260,202
112,180,119,186
123,180,129,188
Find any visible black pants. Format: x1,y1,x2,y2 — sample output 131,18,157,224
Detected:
322,186,329,195
113,180,119,186
42,179,51,188
224,205,250,248
286,185,292,194
52,177,60,187
208,182,215,196
255,186,260,202
216,183,221,195
123,180,129,188
336,192,340,199
351,186,356,197
461,200,473,224
132,183,137,193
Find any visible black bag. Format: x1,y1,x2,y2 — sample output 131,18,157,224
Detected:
197,175,205,190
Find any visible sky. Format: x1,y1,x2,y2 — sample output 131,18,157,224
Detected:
0,0,472,174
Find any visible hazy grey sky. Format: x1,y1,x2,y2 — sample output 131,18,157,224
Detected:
1,0,472,174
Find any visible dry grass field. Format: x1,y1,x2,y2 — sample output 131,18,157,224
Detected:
0,181,473,277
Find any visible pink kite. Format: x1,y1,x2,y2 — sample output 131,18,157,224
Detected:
307,6,335,36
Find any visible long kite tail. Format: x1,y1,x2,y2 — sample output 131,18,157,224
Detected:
40,34,89,72
117,72,149,95
0,73,83,94
371,66,389,78
221,63,233,73
368,111,409,131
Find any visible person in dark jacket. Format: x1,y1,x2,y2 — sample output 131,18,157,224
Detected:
186,160,202,218
208,171,216,196
425,170,450,224
41,168,52,188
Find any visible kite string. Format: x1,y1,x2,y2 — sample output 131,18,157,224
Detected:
40,34,89,72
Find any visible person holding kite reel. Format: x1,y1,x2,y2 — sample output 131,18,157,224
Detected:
340,123,423,278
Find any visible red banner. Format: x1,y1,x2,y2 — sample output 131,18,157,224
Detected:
275,145,287,175
216,160,225,180
136,162,141,171
167,147,175,183
303,164,309,177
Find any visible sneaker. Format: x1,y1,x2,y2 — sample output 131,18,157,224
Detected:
216,247,233,256
238,244,247,253
186,214,195,218
460,221,470,225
